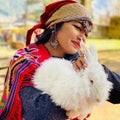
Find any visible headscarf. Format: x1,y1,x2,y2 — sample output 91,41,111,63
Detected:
26,0,93,46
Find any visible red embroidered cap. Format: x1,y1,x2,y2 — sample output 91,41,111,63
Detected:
26,0,92,46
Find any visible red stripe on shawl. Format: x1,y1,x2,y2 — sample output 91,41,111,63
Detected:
5,63,38,120
1,44,51,120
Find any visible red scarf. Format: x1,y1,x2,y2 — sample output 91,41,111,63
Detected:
0,44,50,120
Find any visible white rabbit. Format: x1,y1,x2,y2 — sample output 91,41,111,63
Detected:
33,41,113,120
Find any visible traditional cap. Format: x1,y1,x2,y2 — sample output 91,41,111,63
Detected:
26,0,92,46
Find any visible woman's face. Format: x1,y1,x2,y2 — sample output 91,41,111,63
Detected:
57,21,88,55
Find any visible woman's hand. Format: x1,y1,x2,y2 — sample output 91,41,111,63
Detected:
72,51,87,71
70,113,91,120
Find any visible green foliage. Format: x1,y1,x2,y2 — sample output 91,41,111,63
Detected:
87,38,120,51
110,16,120,27
93,16,120,38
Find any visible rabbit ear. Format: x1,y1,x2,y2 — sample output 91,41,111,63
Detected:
80,40,91,63
80,40,98,64
89,44,98,61
80,40,88,54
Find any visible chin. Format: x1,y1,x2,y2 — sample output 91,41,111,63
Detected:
68,49,78,55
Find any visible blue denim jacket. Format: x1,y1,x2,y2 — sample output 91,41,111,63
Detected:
20,87,67,120
103,65,120,104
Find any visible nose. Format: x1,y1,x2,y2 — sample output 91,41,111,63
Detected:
78,33,87,43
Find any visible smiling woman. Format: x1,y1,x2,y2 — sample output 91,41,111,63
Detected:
0,1,94,119
0,1,119,120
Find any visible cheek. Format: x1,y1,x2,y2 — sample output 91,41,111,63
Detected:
57,27,76,43
57,25,79,54
57,31,73,48
58,35,78,54
60,40,71,49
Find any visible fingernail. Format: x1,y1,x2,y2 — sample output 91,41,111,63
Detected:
76,69,80,72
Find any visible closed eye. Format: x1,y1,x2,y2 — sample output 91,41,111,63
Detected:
73,25,82,31
74,25,88,37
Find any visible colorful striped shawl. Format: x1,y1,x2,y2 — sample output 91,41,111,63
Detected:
0,44,50,120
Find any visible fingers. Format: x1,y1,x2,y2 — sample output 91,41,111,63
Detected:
83,113,91,120
71,40,88,72
72,56,88,72
79,49,84,57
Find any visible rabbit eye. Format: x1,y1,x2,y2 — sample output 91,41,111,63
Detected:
90,80,94,84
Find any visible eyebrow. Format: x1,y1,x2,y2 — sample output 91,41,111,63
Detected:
73,21,83,26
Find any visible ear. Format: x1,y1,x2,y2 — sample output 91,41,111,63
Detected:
89,44,98,61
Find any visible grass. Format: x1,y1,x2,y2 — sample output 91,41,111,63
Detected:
87,38,120,51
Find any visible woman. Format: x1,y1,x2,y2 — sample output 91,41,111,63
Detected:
0,0,119,120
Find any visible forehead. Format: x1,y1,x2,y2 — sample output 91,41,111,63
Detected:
75,19,93,32
64,19,93,33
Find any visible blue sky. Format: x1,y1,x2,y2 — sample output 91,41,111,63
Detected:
0,0,26,17
0,0,115,19
92,0,114,18
0,0,43,18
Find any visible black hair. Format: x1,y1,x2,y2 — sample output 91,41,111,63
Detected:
36,21,79,61
36,22,64,45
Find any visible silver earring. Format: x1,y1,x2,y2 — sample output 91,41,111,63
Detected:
49,25,58,48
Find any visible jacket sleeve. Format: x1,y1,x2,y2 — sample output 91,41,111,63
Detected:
102,65,120,104
20,86,67,120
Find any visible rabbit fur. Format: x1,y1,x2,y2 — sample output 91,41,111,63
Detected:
33,42,113,120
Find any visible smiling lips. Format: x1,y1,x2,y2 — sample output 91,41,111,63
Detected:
72,40,80,48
